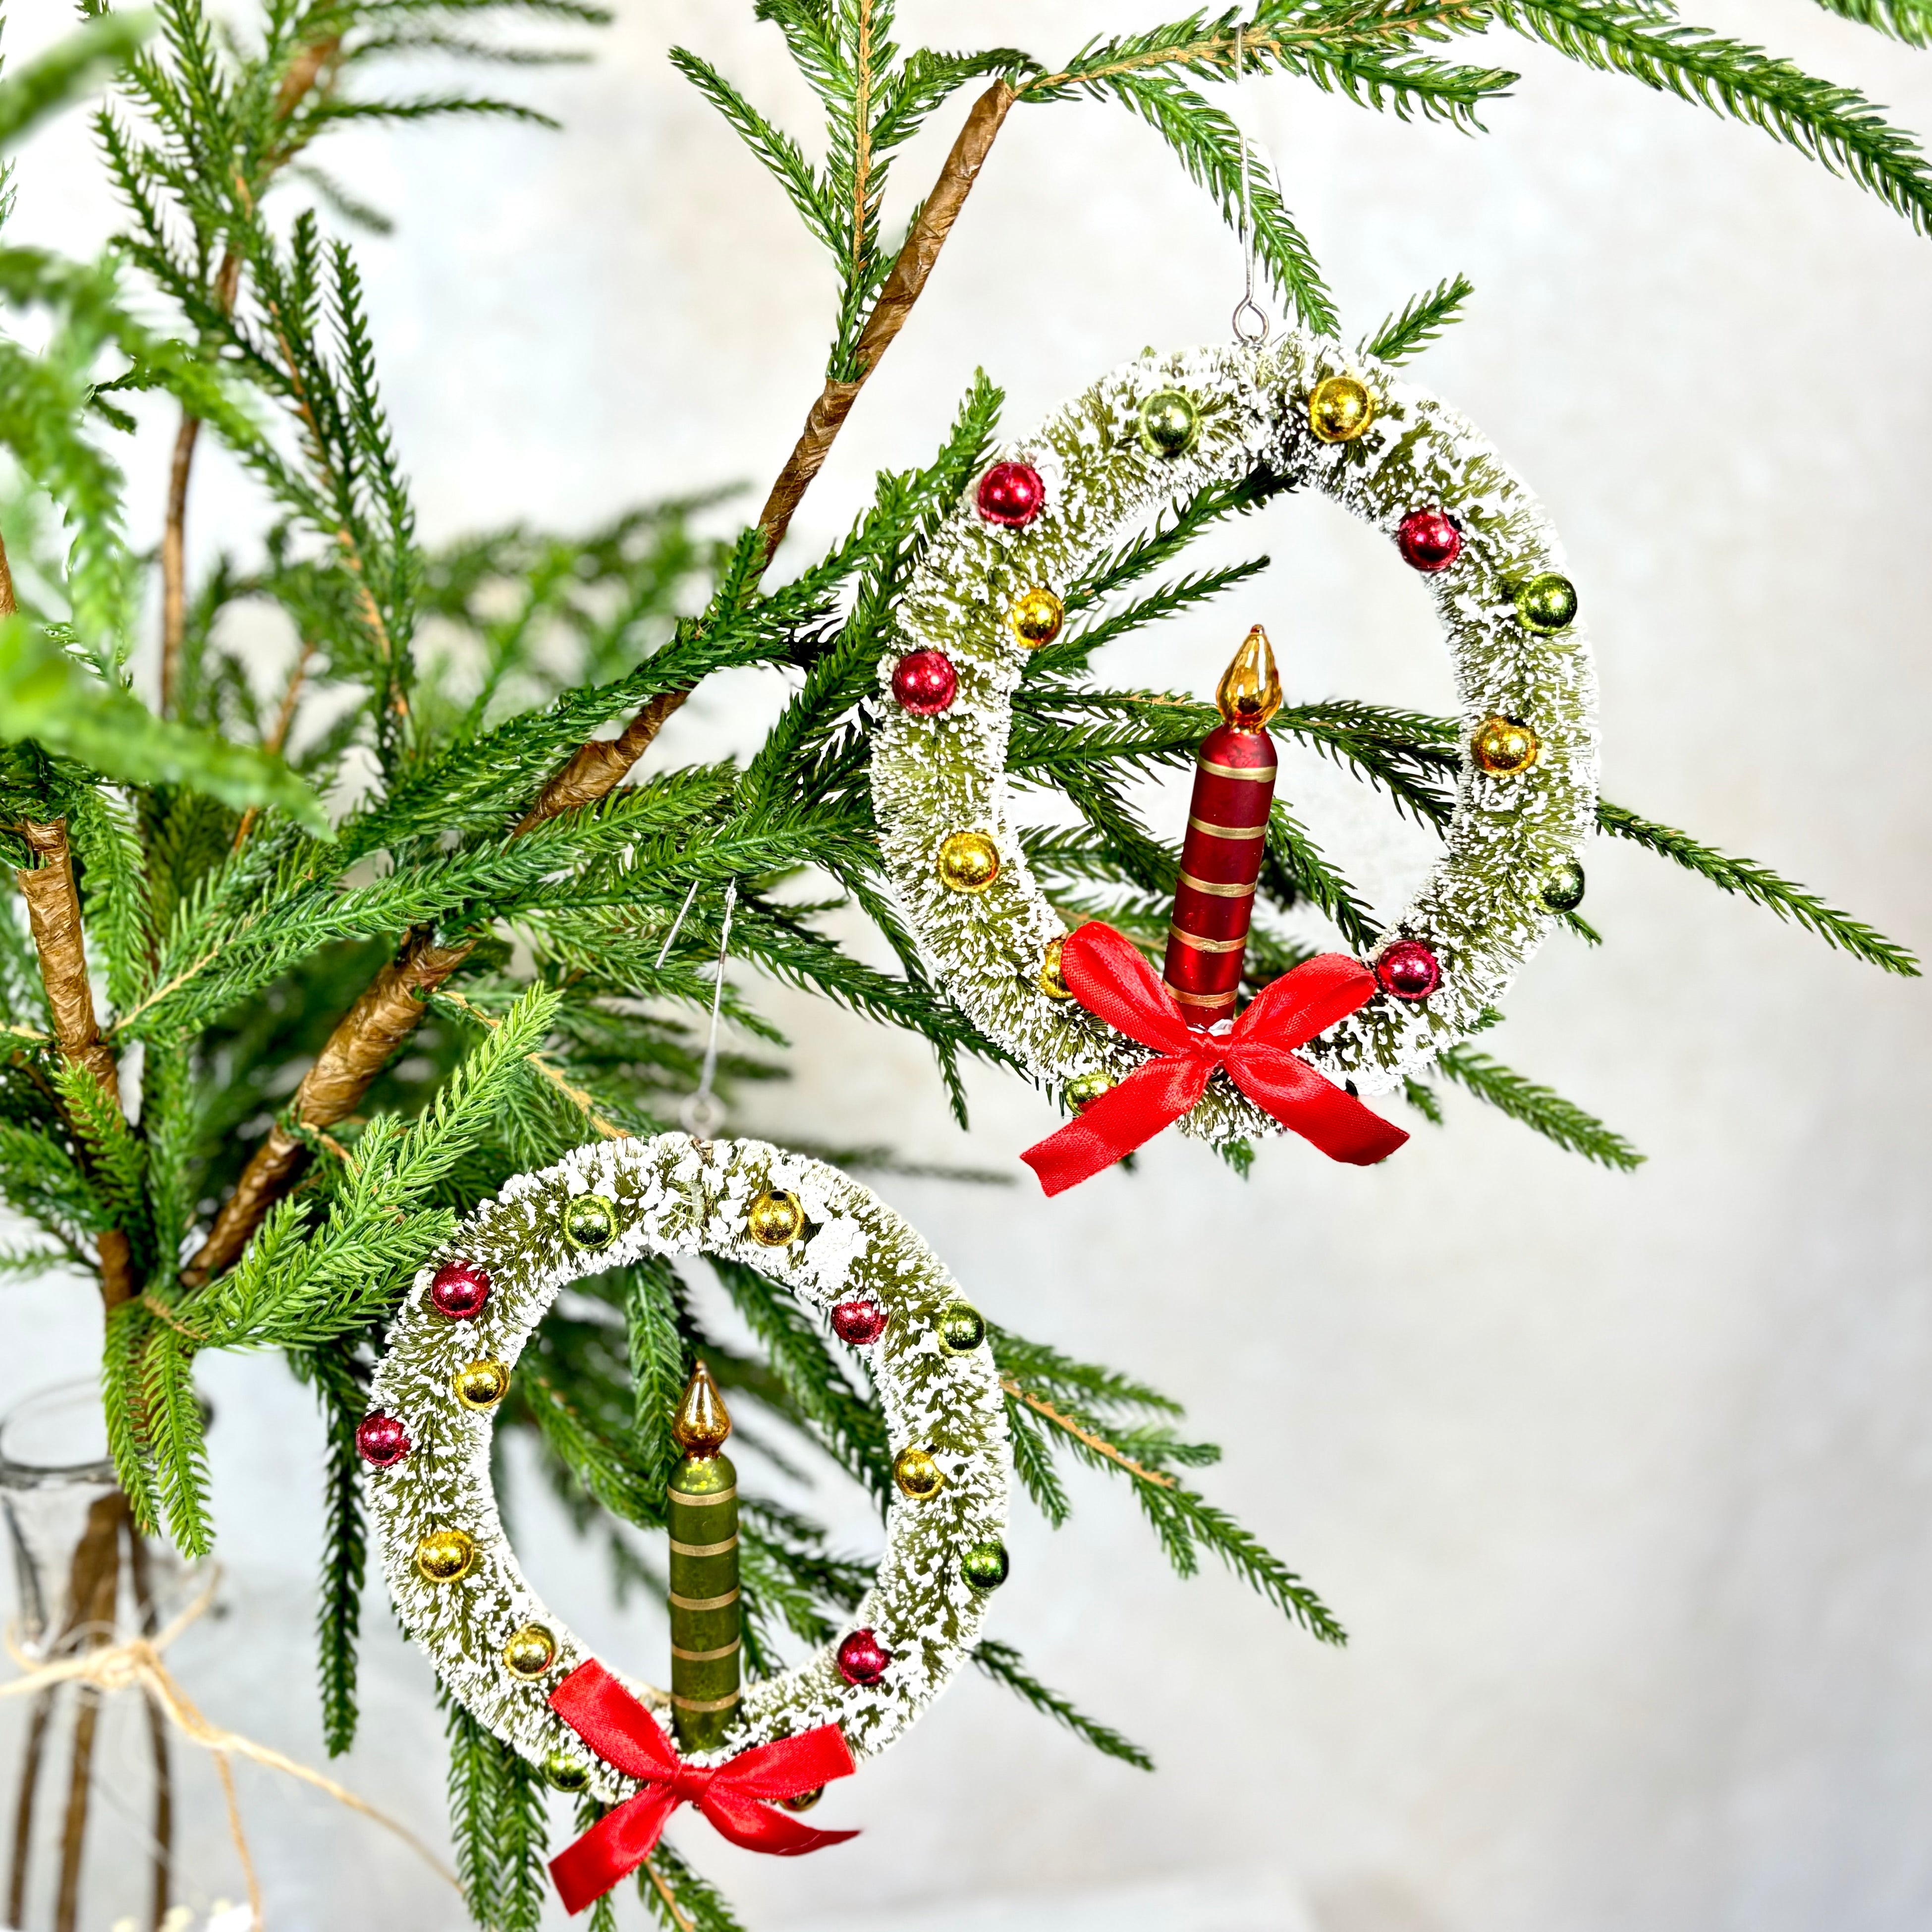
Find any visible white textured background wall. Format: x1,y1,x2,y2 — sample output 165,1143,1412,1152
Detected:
4,2,1932,1928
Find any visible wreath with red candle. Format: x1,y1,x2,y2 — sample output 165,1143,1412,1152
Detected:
361,1135,1010,1840
871,337,1598,1153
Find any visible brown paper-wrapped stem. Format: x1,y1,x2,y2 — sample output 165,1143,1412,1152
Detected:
15,822,135,1308
181,82,1019,1287
180,936,473,1285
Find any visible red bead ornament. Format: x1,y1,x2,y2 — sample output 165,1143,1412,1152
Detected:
430,1259,492,1320
1376,939,1441,1001
976,461,1045,528
829,1297,889,1346
355,1412,411,1468
836,1629,891,1685
1397,509,1462,573
890,649,957,717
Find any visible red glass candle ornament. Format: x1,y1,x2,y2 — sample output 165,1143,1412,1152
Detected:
890,649,958,716
430,1259,492,1320
1376,939,1441,1001
1161,626,1283,1028
830,1297,889,1346
976,461,1045,528
836,1628,892,1685
355,1412,411,1468
1397,508,1462,573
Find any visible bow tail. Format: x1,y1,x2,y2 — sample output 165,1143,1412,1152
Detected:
1228,1044,1408,1166
702,1789,861,1857
550,1785,681,1916
1020,1053,1212,1196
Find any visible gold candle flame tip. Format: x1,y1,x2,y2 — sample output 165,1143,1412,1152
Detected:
672,1359,732,1455
1215,625,1282,731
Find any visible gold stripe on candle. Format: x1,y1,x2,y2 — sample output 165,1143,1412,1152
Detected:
1196,755,1277,782
669,1587,741,1612
671,1690,743,1714
666,1484,737,1507
1187,815,1268,841
1178,871,1257,898
669,1535,740,1558
671,1640,744,1663
1164,982,1232,1009
1167,926,1248,954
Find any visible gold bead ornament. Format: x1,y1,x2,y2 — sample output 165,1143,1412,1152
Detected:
1308,374,1375,444
503,1624,558,1679
746,1189,804,1249
454,1359,510,1410
937,830,1000,892
1007,586,1065,649
416,1528,476,1584
892,1446,945,1500
1470,715,1540,776
1039,937,1074,1000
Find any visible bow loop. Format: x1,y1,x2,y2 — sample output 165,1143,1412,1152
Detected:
546,1661,857,1914
1021,923,1408,1195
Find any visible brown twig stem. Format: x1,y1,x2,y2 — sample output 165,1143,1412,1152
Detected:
157,25,335,715
53,1493,126,1932
1000,1379,1177,1488
0,526,17,618
15,822,135,1308
124,1522,173,1932
182,80,1019,1286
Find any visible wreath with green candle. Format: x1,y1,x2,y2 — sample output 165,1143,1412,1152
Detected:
870,336,1600,1144
361,1134,1010,1798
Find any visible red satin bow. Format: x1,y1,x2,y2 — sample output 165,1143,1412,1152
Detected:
547,1661,858,1914
1020,922,1409,1196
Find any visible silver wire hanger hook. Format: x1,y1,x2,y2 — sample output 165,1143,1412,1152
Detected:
679,879,736,1142
1230,17,1270,348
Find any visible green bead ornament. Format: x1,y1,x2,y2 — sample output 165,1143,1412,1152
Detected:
562,1192,618,1251
1516,571,1579,633
544,1752,590,1792
1065,1072,1114,1109
937,1301,986,1354
960,1541,1009,1591
1541,858,1586,912
1138,388,1199,457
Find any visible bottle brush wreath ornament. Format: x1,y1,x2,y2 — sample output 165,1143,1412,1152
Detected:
871,334,1598,1186
363,1133,1008,1912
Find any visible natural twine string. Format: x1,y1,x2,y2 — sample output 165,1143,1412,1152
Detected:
0,1571,458,1926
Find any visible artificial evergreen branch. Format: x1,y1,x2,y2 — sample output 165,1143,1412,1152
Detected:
1809,0,1932,44
1363,270,1476,361
1597,801,1923,974
1491,1,1932,232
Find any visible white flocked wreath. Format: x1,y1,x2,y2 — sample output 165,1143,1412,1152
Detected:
364,1133,1009,1801
871,334,1600,1135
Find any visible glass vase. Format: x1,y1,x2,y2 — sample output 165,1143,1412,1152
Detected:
0,1379,196,1932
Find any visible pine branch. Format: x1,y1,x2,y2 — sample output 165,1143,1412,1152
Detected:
973,1640,1155,1770
1492,1,1932,233
1598,800,1920,975
1436,1045,1644,1167
1362,270,1475,361
1808,0,1932,46
302,1339,369,1757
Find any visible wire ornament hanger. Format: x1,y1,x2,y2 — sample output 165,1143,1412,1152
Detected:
678,878,736,1141
1230,18,1271,347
